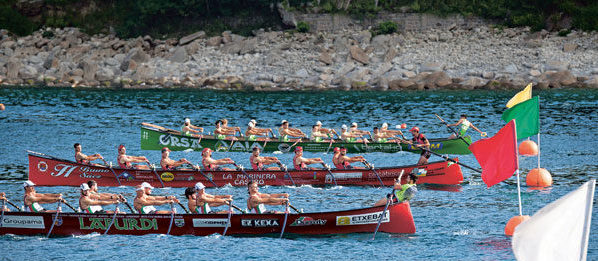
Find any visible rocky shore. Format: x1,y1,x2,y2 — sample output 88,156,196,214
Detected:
1,25,598,90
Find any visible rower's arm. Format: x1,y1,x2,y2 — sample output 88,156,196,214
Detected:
307,158,324,164
448,119,463,127
214,158,234,165
28,194,61,204
470,123,483,133
191,124,204,132
129,156,149,163
84,197,118,206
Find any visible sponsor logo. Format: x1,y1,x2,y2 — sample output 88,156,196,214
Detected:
55,217,63,226
325,172,361,183
411,168,427,177
336,211,390,226
158,135,203,149
160,172,174,182
174,219,185,227
1,215,45,229
278,143,291,152
37,161,48,172
241,219,280,227
205,173,213,181
119,172,134,181
290,217,327,226
192,218,230,227
79,217,158,231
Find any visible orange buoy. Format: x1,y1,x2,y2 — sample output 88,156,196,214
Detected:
400,123,407,129
526,168,553,187
518,140,538,156
505,215,530,236
0,103,4,111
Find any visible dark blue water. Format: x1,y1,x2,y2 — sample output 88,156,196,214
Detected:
0,88,597,260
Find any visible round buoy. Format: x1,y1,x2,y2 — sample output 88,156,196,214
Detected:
0,103,4,111
400,123,407,129
518,140,538,156
526,168,553,187
505,215,530,236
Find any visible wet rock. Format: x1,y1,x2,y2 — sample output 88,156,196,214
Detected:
584,76,598,88
80,60,97,81
529,69,541,77
96,67,114,81
420,62,444,72
7,59,21,79
350,45,369,65
482,71,495,79
179,31,206,46
18,65,37,79
539,70,577,88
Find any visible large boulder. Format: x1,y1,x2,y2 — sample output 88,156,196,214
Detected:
120,48,148,71
415,71,452,89
80,60,97,81
239,38,258,55
96,67,115,82
18,65,37,80
179,31,206,46
221,42,242,54
539,70,577,88
169,47,188,63
350,45,369,65
43,52,59,69
563,43,578,52
206,36,222,47
460,77,487,89
6,59,21,79
583,76,598,88
318,51,333,65
545,60,569,72
420,62,444,72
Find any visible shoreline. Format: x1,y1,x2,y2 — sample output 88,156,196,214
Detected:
1,25,598,91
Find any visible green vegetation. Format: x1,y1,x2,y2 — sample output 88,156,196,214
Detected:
372,21,398,36
296,21,310,32
2,0,598,37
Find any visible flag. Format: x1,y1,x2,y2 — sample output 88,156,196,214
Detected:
468,120,518,187
512,179,595,261
506,83,532,108
502,96,539,139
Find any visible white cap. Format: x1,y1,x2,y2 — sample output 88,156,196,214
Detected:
382,122,388,128
140,182,154,190
80,183,90,190
341,124,348,130
351,122,357,127
185,118,191,123
250,119,257,124
195,182,205,190
316,121,322,126
248,122,255,127
23,180,35,187
281,120,288,124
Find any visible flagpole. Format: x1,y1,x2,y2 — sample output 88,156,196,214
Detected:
537,96,541,169
514,120,523,216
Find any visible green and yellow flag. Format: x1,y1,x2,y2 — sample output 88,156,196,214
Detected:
506,83,532,108
502,96,539,139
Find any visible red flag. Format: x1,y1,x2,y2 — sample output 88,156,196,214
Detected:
469,120,519,187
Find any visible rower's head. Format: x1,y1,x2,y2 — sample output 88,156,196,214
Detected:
248,121,255,129
80,183,90,196
281,120,289,128
139,182,154,195
185,118,191,124
294,146,303,156
252,146,261,156
184,121,190,127
351,122,358,128
194,182,205,195
316,121,322,126
333,147,340,154
407,173,418,184
460,114,467,119
118,144,126,155
74,143,81,152
312,125,318,131
373,127,379,134
202,148,212,157
409,126,420,136
23,180,35,192
340,147,347,155
87,180,98,192
382,122,388,129
215,120,222,128
247,180,259,194
185,187,196,200
161,147,171,158
341,125,348,132
221,119,228,125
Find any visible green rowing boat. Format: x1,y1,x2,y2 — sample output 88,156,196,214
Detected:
140,124,472,154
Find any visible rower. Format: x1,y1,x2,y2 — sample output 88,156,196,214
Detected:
380,123,404,139
160,147,192,170
117,144,150,170
315,121,339,139
87,180,121,201
331,147,342,168
292,146,324,170
245,120,274,141
372,127,395,143
310,124,333,143
250,147,281,170
214,120,238,141
133,182,179,214
182,118,203,137
193,182,233,214
185,187,197,213
220,118,242,137
1,192,10,212
447,114,486,139
373,173,418,206
405,127,431,165
340,125,367,143
337,147,366,169
201,148,235,171
247,180,288,214
23,180,63,213
279,120,306,142
74,143,103,165
349,122,371,139
79,183,120,213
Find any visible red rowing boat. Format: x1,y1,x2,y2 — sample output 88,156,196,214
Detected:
0,202,415,236
28,151,463,188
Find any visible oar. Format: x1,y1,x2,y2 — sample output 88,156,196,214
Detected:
47,201,62,238
372,189,394,240
325,138,334,154
279,201,290,239
223,201,233,236
434,113,471,146
289,203,302,213
320,163,337,186
231,204,246,214
148,163,165,188
419,146,481,173
276,162,296,186
104,203,119,235
166,202,175,236
177,202,190,214
233,163,253,181
1,199,5,227
141,122,180,134
122,200,136,213
101,159,122,186
61,199,78,212
4,199,22,211
192,164,218,187
363,160,384,186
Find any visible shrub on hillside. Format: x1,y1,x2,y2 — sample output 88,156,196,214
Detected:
296,21,310,32
372,21,397,36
